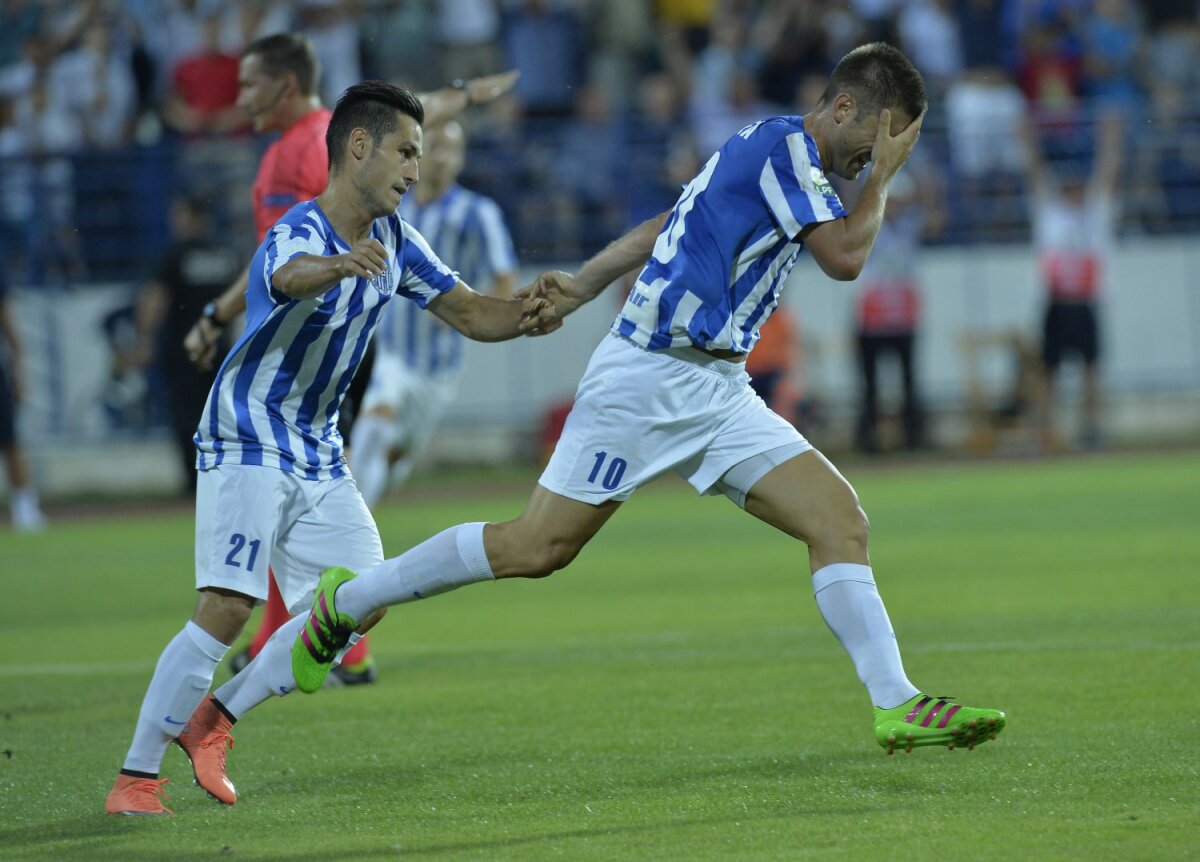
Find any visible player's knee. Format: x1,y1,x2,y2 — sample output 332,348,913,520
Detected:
522,539,581,579
815,500,869,557
194,588,255,643
838,503,871,556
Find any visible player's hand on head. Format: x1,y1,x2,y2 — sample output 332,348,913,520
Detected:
340,238,389,280
872,106,925,179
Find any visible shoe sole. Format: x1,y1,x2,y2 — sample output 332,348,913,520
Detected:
877,714,1006,755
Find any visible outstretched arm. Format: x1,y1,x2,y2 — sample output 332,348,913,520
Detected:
419,71,520,127
523,211,670,324
427,281,556,341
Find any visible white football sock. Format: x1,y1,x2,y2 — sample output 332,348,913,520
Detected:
812,563,920,709
214,620,364,718
122,621,229,773
336,522,495,621
350,414,398,509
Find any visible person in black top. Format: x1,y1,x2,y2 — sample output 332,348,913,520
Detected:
123,194,242,493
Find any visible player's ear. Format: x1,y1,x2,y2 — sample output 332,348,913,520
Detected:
349,128,370,162
833,92,855,125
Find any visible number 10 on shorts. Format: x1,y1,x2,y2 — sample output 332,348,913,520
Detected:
587,451,627,491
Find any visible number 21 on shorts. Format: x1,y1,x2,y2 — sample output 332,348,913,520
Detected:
225,533,262,571
587,451,627,491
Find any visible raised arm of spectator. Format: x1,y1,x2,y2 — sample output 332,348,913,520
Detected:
1019,114,1051,197
419,70,520,127
1092,110,1123,197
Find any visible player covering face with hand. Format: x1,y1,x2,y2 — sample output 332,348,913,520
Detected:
287,42,1006,753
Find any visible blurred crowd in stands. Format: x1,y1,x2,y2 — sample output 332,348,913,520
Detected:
0,0,1198,284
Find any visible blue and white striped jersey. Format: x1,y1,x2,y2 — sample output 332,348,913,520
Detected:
614,116,847,354
374,184,517,377
195,200,459,479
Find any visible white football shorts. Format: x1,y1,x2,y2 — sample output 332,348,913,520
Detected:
539,333,812,505
359,353,460,454
195,464,384,613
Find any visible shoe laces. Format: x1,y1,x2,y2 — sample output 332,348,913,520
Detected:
199,730,234,755
134,777,170,803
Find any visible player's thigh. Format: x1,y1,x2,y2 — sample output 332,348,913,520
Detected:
195,465,292,601
272,476,384,614
487,483,621,578
742,449,866,547
539,336,720,505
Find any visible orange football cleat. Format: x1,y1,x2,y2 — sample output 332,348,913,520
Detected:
105,774,172,816
174,695,237,804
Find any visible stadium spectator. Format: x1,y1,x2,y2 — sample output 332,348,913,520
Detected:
688,11,771,157
360,0,440,91
851,168,943,453
120,193,242,494
351,119,517,509
1,37,85,286
552,84,629,256
296,0,362,108
943,67,1026,239
160,11,246,138
626,72,698,224
0,268,45,531
263,44,1006,771
104,79,560,817
436,0,505,83
502,0,584,119
1023,110,1123,452
896,0,964,96
581,0,657,111
1079,0,1142,110
51,15,137,149
749,1,832,109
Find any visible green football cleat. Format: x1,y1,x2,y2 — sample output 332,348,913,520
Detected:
874,694,1006,755
291,566,360,693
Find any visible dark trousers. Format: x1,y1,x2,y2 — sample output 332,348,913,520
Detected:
855,332,924,452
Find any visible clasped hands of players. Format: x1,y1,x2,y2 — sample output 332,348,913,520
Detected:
514,270,582,337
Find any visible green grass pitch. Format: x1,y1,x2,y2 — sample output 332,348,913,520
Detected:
1,451,1197,861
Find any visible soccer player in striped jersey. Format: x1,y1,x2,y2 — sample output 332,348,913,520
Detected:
291,43,1007,757
351,119,517,508
181,33,518,687
105,80,558,816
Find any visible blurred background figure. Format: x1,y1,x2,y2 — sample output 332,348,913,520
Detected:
0,267,45,531
120,193,241,495
1024,111,1123,452
351,119,517,508
852,168,943,454
745,302,810,432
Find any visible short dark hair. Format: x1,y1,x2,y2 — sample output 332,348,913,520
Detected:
243,33,320,96
325,80,425,172
819,42,926,123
